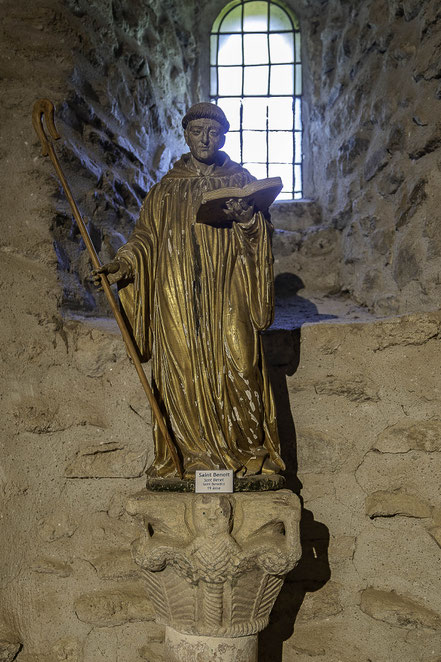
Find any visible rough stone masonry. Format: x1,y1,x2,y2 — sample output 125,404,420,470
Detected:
0,0,440,660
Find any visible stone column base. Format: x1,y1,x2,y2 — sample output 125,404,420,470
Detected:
165,626,258,662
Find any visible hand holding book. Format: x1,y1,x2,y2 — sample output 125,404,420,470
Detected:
196,177,283,226
223,198,255,224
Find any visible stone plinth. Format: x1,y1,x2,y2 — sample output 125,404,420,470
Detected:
126,489,301,660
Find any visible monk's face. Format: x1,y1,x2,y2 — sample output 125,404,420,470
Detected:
185,118,226,164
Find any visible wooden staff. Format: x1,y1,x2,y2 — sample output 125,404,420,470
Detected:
32,98,183,478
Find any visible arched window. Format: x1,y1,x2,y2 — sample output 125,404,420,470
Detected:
210,0,302,200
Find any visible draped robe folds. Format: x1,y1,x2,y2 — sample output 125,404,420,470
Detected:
117,152,285,478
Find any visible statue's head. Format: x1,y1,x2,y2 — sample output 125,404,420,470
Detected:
183,103,229,165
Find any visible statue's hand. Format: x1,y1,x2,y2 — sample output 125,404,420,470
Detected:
223,198,254,224
91,258,132,290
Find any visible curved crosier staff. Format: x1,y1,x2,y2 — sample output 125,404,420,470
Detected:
32,98,183,479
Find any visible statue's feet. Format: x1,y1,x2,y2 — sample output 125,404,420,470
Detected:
261,456,282,474
235,448,272,476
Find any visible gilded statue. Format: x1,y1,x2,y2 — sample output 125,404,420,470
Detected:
92,103,285,479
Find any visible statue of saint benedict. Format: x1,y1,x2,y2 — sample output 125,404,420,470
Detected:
92,102,285,479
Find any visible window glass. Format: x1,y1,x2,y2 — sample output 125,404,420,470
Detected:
218,98,242,130
210,67,218,97
269,33,294,63
218,5,242,32
268,131,293,163
224,131,241,161
242,130,267,162
295,64,302,94
218,34,243,65
270,64,294,95
268,97,292,129
243,162,268,179
294,98,301,131
243,1,268,31
210,36,218,65
244,65,269,95
269,163,292,192
269,3,293,30
211,0,302,199
242,98,268,130
218,66,243,95
294,165,302,191
294,134,302,163
295,33,301,62
243,34,269,64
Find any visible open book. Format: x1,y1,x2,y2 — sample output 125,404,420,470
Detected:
196,177,283,226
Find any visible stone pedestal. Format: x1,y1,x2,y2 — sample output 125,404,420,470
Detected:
126,489,301,662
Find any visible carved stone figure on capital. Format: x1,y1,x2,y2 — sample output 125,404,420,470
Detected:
127,491,301,637
92,102,285,479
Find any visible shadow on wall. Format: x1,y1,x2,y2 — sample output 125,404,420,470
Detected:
264,272,337,492
273,272,339,327
260,272,333,661
258,507,331,662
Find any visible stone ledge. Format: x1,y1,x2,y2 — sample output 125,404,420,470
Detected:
69,304,441,338
270,199,322,231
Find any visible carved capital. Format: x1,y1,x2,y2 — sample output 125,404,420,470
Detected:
127,490,301,638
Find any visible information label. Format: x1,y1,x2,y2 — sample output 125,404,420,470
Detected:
195,469,234,494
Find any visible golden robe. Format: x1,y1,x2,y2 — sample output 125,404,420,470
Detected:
117,152,285,478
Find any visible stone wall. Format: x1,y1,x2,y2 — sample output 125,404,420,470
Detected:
0,0,200,658
0,0,204,316
305,0,441,315
48,0,202,313
1,0,441,660
23,0,441,316
199,0,441,315
261,313,441,661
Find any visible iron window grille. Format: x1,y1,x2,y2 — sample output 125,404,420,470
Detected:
210,0,302,200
